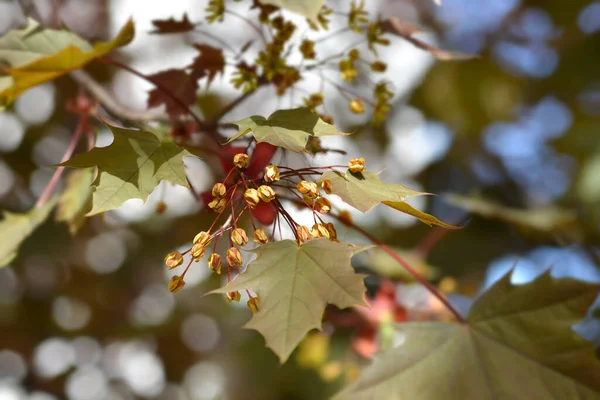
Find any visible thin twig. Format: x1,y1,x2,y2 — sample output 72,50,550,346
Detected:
70,70,166,123
36,116,88,207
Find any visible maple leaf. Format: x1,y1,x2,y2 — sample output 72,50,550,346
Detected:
0,18,134,106
146,69,199,118
319,170,458,228
55,168,94,235
150,13,196,34
60,125,193,215
334,271,600,400
227,108,350,152
188,44,225,84
211,238,369,362
260,0,324,21
0,200,57,268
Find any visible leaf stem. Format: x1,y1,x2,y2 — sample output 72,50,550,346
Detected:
337,217,466,323
36,116,88,207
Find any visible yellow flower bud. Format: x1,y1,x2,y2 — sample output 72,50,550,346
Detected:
257,185,275,202
193,231,211,246
349,99,365,114
212,182,227,198
371,61,387,72
253,229,269,244
231,228,249,246
226,247,244,267
264,165,280,182
244,188,260,208
247,296,259,313
164,251,184,270
325,222,338,240
233,153,249,168
297,180,319,199
208,253,222,274
168,275,185,293
348,157,365,173
320,180,332,194
338,210,352,226
296,225,312,243
191,243,206,259
311,223,330,239
227,291,241,303
208,197,227,213
314,197,331,214
348,48,360,59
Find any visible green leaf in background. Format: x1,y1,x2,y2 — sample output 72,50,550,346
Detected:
227,108,349,152
334,272,600,400
0,200,57,268
446,193,579,234
55,168,94,234
60,125,192,215
320,170,456,228
260,0,324,20
0,18,134,106
212,238,368,362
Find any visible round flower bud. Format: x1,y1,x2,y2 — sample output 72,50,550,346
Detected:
264,165,280,182
297,180,319,199
348,157,365,173
320,180,332,194
231,228,249,246
168,275,185,293
193,231,211,246
314,197,331,214
208,197,227,213
212,182,227,198
233,153,249,168
325,222,338,240
349,99,365,114
208,253,222,274
164,251,184,270
227,291,241,303
371,61,387,72
226,247,244,267
191,243,206,260
296,225,312,243
311,223,330,239
257,185,276,202
338,210,352,226
247,296,259,313
156,201,167,214
253,229,269,244
244,188,260,208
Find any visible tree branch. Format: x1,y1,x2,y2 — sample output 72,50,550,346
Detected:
70,70,167,123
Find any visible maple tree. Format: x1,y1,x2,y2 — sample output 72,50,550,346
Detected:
0,1,598,399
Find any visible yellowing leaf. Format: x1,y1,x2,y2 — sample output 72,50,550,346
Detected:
261,0,324,20
0,18,134,106
55,168,94,234
227,108,350,152
60,125,192,215
212,238,368,362
0,200,56,268
384,201,459,229
335,272,600,400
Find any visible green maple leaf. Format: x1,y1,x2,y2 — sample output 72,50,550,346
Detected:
211,238,368,362
319,170,458,228
227,108,349,152
0,199,57,268
335,272,600,400
260,0,324,20
55,168,94,234
60,125,192,215
0,18,134,106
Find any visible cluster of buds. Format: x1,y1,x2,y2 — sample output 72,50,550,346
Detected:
209,182,227,212
226,290,259,313
348,157,366,174
296,222,338,244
